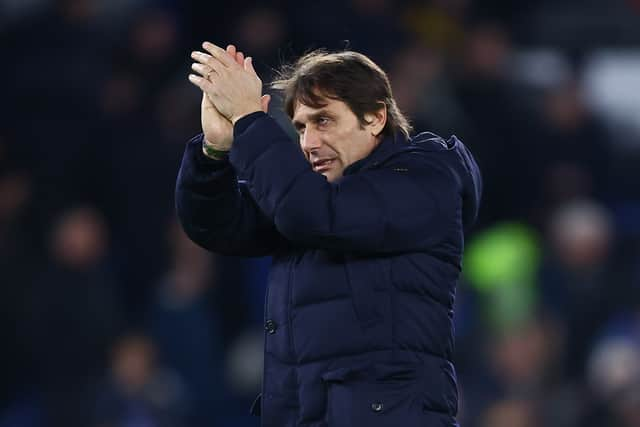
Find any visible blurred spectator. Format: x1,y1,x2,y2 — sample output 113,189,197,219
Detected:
488,317,561,395
402,0,467,54
22,206,123,426
91,8,196,318
462,315,572,427
583,337,640,427
94,333,188,427
450,21,538,226
230,5,288,79
582,290,640,425
388,43,457,133
287,0,350,51
539,200,630,379
480,397,539,427
342,0,408,63
111,7,184,98
288,0,407,64
0,145,39,414
0,145,35,297
529,79,612,225
147,221,225,426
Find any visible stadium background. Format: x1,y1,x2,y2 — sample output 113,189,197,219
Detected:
1,0,640,425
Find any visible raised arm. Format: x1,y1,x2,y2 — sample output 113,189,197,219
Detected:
178,44,285,256
186,42,473,256
229,112,464,256
175,133,287,256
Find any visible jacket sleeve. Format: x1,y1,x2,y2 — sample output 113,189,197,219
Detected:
230,112,462,255
175,133,288,256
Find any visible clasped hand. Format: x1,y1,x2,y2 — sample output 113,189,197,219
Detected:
188,43,270,150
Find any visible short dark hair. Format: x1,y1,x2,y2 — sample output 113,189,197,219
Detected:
271,50,412,140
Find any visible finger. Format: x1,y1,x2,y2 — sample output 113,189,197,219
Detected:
202,41,236,68
260,94,271,113
226,45,239,66
191,51,225,73
188,74,216,95
244,56,257,75
191,63,215,78
191,52,219,75
236,51,245,66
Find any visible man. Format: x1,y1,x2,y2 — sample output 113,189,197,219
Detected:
178,42,482,427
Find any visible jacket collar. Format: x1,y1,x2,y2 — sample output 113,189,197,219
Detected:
342,133,407,176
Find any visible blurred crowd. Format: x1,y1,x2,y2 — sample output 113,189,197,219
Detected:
1,0,640,426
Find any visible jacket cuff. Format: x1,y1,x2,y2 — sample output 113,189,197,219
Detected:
233,111,268,136
179,133,236,196
230,113,289,176
190,134,231,169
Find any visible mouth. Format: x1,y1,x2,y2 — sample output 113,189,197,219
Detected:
312,158,336,173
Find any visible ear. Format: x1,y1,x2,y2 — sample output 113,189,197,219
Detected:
364,103,387,137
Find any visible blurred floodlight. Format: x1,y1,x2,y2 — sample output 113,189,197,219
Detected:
584,51,640,143
510,49,572,89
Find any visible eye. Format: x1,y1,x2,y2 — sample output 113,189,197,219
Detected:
317,116,330,127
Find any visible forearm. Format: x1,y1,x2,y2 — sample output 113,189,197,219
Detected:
176,133,286,256
176,134,239,245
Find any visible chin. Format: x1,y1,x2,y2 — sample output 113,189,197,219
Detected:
323,171,341,182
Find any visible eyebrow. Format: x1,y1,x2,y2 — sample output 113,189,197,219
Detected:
292,109,334,130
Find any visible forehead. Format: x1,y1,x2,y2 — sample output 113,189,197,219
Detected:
292,98,353,123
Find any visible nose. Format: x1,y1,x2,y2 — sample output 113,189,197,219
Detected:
300,127,322,154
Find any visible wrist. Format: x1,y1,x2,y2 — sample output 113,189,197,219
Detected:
231,106,263,126
202,137,230,160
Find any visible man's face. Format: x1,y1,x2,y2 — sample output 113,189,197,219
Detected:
292,98,383,182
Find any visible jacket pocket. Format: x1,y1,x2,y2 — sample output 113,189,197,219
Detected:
321,364,455,427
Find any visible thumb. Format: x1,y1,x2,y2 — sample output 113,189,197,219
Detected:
260,94,271,113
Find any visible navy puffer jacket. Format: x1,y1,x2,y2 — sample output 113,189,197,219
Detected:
176,111,482,427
